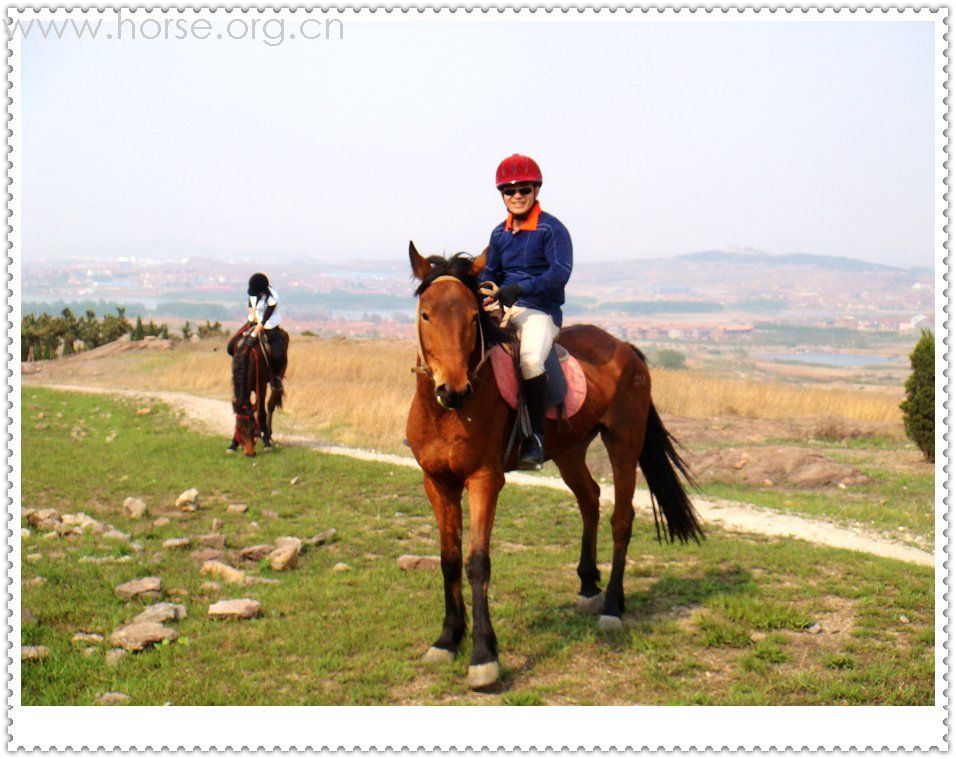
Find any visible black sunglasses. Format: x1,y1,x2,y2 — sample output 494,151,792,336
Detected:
502,186,535,197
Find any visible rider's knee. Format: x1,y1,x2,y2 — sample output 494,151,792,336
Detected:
519,358,546,379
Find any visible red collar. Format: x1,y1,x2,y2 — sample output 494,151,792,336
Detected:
505,202,541,233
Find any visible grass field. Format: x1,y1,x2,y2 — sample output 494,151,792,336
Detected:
21,388,934,705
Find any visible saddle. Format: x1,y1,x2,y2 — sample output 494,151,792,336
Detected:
489,342,587,420
227,326,289,377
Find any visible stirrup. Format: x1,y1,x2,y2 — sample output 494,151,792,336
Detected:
518,434,544,471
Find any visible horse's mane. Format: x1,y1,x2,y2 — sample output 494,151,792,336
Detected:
414,252,511,347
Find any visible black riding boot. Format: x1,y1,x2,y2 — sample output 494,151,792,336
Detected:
519,374,548,470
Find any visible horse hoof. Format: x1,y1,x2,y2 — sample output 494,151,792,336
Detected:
467,661,500,690
225,448,235,455
598,614,624,631
422,646,456,664
577,592,605,615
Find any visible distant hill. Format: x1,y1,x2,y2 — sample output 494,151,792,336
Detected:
677,250,907,274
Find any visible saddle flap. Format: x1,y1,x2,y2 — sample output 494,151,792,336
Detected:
544,347,568,408
490,344,587,420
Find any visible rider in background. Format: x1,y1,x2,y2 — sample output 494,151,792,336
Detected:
481,153,573,470
247,272,287,390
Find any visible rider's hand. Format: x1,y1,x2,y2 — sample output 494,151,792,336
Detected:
496,284,523,308
252,325,263,338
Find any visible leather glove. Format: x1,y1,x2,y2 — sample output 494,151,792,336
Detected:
496,284,523,308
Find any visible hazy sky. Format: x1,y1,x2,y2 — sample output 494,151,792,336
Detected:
23,16,936,267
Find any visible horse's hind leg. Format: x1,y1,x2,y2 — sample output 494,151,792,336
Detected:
598,426,642,630
553,441,603,613
421,474,466,664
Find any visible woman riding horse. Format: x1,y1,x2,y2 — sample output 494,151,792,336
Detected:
226,273,287,455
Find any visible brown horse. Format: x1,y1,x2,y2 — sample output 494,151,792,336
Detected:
229,328,285,456
405,244,702,690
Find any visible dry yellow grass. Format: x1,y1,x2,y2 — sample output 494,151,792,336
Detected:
33,335,904,450
650,367,903,424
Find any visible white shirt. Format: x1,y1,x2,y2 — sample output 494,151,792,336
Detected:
248,286,281,329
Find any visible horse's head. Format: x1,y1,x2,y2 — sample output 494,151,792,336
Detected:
232,398,258,456
409,242,491,410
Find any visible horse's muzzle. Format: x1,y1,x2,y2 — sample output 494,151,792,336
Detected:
435,382,473,410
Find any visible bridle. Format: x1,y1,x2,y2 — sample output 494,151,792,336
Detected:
414,275,491,384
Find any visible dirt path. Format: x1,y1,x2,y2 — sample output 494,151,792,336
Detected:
26,381,934,567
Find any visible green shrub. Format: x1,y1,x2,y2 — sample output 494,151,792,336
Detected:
900,330,935,461
656,348,687,370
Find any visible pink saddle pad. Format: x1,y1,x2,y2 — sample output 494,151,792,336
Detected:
489,345,587,419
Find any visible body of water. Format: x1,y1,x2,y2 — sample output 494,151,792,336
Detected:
764,352,901,368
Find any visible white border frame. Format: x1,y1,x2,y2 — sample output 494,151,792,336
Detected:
5,7,948,750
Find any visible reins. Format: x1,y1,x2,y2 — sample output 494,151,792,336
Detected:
414,275,491,383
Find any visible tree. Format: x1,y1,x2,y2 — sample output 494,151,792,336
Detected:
656,348,687,370
900,329,935,461
181,321,193,340
131,316,146,341
159,324,169,339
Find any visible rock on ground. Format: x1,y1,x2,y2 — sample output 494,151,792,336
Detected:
97,692,131,705
114,576,162,600
274,536,303,552
153,517,171,527
227,503,248,514
268,544,299,571
290,476,300,486
208,598,261,620
27,508,61,531
200,560,247,585
397,554,442,571
198,534,226,549
22,645,48,661
200,581,221,592
332,563,351,573
102,528,130,541
163,537,191,550
176,488,200,509
687,447,869,489
132,602,187,625
307,529,337,546
105,648,128,667
123,497,148,520
71,632,104,645
110,622,178,651
239,544,274,562
191,548,225,564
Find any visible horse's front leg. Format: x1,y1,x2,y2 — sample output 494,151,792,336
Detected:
421,473,466,662
464,467,505,690
257,396,270,447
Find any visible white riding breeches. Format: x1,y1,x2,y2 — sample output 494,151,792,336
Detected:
510,307,560,380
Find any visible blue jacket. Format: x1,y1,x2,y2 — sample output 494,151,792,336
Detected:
480,203,573,327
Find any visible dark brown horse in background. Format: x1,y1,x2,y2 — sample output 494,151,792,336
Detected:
405,244,702,690
228,327,285,456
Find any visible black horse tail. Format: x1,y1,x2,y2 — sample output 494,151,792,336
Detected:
272,382,284,409
633,348,703,544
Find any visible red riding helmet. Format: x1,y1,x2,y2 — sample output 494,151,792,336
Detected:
495,153,543,189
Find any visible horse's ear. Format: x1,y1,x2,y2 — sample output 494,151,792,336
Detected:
409,241,430,281
471,247,489,276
